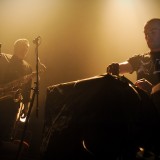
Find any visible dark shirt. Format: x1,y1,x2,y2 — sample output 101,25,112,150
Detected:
5,54,32,103
0,53,32,140
128,52,160,86
0,53,11,84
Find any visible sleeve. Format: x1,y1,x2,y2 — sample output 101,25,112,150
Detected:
127,54,143,73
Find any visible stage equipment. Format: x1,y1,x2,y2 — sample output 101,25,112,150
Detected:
41,74,160,160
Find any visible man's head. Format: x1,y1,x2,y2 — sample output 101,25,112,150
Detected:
144,18,160,52
13,38,30,59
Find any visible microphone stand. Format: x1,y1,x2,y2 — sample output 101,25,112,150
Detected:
15,38,40,160
0,43,2,55
35,37,40,118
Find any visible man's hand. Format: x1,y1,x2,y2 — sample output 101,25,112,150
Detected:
106,63,119,75
135,78,153,94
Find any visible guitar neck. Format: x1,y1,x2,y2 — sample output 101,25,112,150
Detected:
0,72,36,101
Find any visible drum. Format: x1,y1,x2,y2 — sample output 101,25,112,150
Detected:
41,74,160,160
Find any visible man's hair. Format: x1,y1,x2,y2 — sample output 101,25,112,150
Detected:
14,38,30,54
144,18,160,31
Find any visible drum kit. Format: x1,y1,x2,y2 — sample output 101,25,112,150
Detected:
41,73,160,160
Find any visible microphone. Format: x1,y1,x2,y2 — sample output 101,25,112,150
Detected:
33,36,41,44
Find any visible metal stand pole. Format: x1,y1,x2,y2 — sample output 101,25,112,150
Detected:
15,36,41,160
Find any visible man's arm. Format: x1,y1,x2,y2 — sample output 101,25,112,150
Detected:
119,61,133,74
107,61,133,75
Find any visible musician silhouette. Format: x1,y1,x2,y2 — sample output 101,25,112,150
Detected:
0,39,33,159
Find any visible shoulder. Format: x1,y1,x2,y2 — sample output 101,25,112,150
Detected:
139,52,151,63
0,53,12,63
128,53,143,62
127,52,150,69
128,52,150,61
132,53,146,58
142,52,150,58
